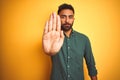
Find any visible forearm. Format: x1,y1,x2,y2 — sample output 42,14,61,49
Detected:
90,75,97,80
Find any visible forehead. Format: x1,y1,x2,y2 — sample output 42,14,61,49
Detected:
59,9,74,15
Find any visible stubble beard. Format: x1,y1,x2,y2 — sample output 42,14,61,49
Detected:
61,22,73,32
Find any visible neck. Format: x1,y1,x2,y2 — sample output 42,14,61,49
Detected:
64,29,72,37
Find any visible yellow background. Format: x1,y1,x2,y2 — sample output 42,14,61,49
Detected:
1,0,120,80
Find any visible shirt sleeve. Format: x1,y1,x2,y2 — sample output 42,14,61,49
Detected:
84,36,98,76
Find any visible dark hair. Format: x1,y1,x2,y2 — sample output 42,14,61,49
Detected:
57,3,74,14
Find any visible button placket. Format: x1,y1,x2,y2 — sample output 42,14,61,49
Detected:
67,38,71,80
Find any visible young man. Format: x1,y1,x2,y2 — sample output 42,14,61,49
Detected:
42,3,98,80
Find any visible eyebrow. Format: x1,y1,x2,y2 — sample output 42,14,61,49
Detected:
60,14,74,16
60,15,74,18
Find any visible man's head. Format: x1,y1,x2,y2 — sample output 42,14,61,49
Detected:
58,3,75,32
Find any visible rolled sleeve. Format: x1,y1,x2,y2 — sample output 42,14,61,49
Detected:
84,37,98,76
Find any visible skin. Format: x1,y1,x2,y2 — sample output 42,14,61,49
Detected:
42,9,97,80
59,9,74,37
42,12,64,55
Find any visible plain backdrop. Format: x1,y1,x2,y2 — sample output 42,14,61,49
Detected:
1,0,120,80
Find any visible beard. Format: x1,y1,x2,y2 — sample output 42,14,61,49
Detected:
61,22,73,32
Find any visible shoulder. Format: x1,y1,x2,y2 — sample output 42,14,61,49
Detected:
73,30,92,47
73,30,89,40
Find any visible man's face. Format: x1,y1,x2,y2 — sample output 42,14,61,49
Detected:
59,9,74,32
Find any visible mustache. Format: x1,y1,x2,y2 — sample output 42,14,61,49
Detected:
63,23,71,25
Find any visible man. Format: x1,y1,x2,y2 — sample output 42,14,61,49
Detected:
42,3,98,80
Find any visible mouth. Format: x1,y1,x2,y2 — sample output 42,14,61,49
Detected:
65,24,70,26
64,24,70,26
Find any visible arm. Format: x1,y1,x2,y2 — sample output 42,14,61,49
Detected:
42,12,64,56
84,37,98,80
90,76,97,80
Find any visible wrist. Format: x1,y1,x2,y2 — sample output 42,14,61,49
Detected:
90,75,97,80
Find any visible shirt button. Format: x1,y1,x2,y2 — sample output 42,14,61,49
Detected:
67,65,70,68
68,46,70,49
68,75,70,78
68,56,70,59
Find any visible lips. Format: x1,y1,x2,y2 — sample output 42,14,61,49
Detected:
65,24,70,26
64,24,71,26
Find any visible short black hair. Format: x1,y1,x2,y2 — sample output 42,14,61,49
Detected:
57,3,75,14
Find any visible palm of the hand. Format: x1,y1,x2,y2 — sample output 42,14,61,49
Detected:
43,30,62,54
42,13,64,55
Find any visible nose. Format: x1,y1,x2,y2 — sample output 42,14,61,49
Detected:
65,16,69,23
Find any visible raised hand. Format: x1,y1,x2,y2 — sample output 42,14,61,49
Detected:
42,12,64,55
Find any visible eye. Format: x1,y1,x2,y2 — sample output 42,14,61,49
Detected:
69,15,74,19
60,15,66,19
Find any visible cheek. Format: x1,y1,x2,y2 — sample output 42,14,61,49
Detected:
70,20,74,24
61,20,65,24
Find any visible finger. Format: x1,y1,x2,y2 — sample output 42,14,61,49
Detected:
48,14,53,32
59,30,64,45
56,15,61,32
52,12,57,30
60,30,64,39
44,21,48,34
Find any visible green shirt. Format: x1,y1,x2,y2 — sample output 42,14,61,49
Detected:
51,30,97,80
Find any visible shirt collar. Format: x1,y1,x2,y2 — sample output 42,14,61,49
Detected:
64,28,76,38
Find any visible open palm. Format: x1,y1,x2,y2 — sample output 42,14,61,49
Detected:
42,13,64,55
